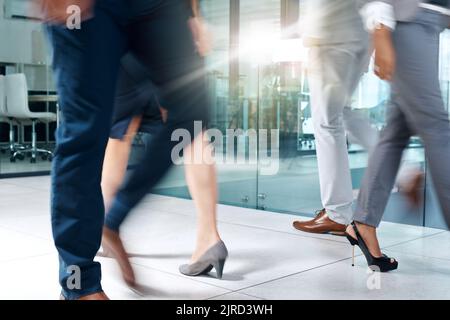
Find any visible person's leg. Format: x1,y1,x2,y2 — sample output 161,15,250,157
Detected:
350,99,412,257
308,45,359,224
345,99,410,265
349,9,450,258
106,0,208,230
342,37,379,152
102,116,142,211
184,132,221,263
47,1,127,299
390,10,450,226
343,108,378,151
103,0,213,281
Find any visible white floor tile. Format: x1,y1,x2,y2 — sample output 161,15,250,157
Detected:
119,211,352,291
1,175,449,300
239,249,450,300
0,227,55,262
209,292,263,300
386,231,450,261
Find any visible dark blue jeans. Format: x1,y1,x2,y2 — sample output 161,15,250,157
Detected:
47,0,207,299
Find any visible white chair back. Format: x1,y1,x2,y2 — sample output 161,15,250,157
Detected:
0,75,6,116
4,73,32,119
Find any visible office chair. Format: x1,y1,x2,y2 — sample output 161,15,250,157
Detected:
0,75,7,146
4,73,56,163
0,75,24,157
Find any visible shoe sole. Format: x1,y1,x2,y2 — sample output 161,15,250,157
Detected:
293,224,346,237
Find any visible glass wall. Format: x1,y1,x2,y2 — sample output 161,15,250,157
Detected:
1,0,449,229
155,0,450,229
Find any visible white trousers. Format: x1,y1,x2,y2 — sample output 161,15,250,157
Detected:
308,39,377,224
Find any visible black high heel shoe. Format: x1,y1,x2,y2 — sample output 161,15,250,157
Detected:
346,222,398,272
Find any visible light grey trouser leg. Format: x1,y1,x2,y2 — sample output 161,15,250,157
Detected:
354,9,450,227
343,107,378,151
309,39,372,224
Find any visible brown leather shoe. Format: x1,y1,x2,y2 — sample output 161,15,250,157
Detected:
102,227,136,287
293,209,347,236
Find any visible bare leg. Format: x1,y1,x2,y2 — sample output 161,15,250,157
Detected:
101,116,142,211
184,132,221,263
101,116,141,287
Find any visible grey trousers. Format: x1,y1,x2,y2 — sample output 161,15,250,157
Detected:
354,9,450,227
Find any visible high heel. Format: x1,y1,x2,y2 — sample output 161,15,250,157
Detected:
345,222,398,272
346,233,358,267
179,240,228,279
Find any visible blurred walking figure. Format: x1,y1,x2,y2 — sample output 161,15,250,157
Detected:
40,0,226,300
101,54,225,287
101,0,228,287
346,0,450,272
292,0,424,235
293,0,379,235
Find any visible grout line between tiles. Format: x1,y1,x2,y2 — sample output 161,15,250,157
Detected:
228,257,353,295
0,224,52,242
147,208,350,245
206,291,266,301
0,180,50,193
382,230,447,251
0,252,54,264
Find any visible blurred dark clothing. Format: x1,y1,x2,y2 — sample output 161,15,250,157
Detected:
110,52,162,139
47,0,207,299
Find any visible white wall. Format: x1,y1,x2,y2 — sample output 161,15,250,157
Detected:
0,0,53,90
0,0,48,65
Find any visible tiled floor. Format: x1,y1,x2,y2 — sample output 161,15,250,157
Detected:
0,176,449,300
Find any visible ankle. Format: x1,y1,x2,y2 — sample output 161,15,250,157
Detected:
355,222,376,235
196,233,220,247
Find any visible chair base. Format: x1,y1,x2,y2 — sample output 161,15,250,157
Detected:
12,148,53,163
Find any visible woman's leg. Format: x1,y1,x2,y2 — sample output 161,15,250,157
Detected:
184,132,221,263
101,116,142,211
348,99,411,258
101,116,142,287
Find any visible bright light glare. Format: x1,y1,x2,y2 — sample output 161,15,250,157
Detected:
272,39,309,63
240,25,309,65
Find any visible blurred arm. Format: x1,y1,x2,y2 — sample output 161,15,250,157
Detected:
360,1,396,32
360,1,396,81
188,0,212,57
35,0,94,24
190,0,200,17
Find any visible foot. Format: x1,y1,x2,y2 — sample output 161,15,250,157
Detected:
102,227,136,287
293,209,347,236
346,223,384,259
60,292,110,300
401,172,424,207
79,292,110,300
190,234,221,263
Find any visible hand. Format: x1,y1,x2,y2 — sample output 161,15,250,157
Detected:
373,25,396,81
159,107,168,123
34,0,94,24
188,17,213,57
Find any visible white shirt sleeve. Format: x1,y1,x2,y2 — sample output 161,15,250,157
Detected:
360,1,396,32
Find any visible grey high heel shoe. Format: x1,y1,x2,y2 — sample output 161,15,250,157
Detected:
179,240,229,279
